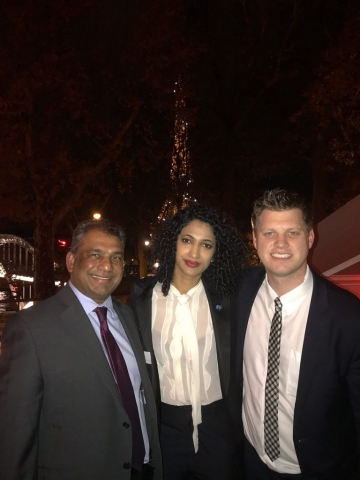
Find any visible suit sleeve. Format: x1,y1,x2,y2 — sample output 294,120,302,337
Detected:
348,336,360,478
0,314,43,480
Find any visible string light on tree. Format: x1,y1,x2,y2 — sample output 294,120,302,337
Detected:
158,76,196,222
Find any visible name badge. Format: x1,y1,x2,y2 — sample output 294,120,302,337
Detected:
144,351,152,364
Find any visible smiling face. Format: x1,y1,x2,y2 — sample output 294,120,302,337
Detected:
253,208,314,295
66,229,124,304
172,220,216,292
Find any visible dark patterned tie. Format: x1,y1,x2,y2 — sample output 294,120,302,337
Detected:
94,306,145,471
264,297,282,462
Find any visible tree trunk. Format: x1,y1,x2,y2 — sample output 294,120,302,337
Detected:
138,235,148,279
33,210,56,300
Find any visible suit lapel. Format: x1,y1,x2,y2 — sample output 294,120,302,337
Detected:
58,286,121,404
131,278,160,400
204,282,231,396
112,301,146,380
134,283,155,355
295,272,329,409
235,268,265,384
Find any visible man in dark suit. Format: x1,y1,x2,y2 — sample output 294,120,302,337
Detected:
233,188,360,480
0,219,162,480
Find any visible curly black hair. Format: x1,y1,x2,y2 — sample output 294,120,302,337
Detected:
153,204,249,297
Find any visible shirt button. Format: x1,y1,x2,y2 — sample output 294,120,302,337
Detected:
123,462,131,470
123,422,130,429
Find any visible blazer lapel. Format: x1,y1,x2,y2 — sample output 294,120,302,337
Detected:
235,268,265,384
112,301,146,377
58,287,121,404
205,282,231,396
134,284,155,355
295,272,329,409
131,278,160,400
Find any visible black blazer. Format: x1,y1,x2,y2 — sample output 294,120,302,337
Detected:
131,276,232,406
233,266,360,478
0,284,162,480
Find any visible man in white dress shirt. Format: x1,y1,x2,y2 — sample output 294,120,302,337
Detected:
233,189,360,480
0,219,162,480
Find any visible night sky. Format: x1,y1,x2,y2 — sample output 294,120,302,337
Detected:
1,0,359,247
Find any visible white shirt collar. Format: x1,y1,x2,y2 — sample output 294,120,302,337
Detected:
169,279,204,299
265,266,313,316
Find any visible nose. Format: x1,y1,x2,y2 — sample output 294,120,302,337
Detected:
275,234,288,248
97,255,112,271
189,244,200,258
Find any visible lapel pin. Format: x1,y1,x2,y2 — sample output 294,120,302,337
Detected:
215,304,223,311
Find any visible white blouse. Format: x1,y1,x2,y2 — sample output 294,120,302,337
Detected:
151,280,222,451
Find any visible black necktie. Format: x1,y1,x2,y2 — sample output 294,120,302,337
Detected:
264,297,282,461
94,306,145,471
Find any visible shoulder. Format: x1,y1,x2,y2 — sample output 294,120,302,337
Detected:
131,275,158,296
312,270,360,312
237,265,266,288
112,297,134,317
12,287,70,321
3,287,74,336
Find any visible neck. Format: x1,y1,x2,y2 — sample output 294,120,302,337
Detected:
171,274,201,295
267,269,307,297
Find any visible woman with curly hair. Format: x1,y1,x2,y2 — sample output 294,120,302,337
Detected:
131,204,249,480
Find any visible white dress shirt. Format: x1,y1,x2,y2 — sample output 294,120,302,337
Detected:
242,267,313,473
151,280,222,451
69,281,150,463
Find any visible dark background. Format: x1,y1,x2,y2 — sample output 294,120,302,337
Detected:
1,0,359,298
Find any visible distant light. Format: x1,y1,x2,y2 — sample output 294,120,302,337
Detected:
144,240,150,246
154,262,159,269
14,275,33,282
93,213,101,220
12,275,62,287
23,301,34,309
57,239,67,248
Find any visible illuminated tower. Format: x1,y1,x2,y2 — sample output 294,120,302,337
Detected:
158,78,195,222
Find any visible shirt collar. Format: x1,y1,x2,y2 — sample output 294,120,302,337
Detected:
264,266,313,316
68,281,114,315
169,279,204,298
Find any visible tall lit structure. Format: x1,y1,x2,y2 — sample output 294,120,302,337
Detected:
158,77,196,222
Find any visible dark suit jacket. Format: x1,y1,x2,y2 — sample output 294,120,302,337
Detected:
130,276,232,407
232,266,360,478
0,284,162,480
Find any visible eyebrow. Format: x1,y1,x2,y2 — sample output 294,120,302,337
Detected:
88,248,124,255
182,234,215,243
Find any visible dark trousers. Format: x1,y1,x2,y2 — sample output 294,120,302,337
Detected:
131,463,155,480
160,399,241,480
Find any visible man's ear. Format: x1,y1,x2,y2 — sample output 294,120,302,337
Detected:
66,251,75,273
252,230,258,250
308,229,315,249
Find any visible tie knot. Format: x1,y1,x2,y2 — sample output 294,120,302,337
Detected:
94,306,108,324
274,297,282,312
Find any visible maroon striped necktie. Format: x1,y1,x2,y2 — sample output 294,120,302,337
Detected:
94,306,145,471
